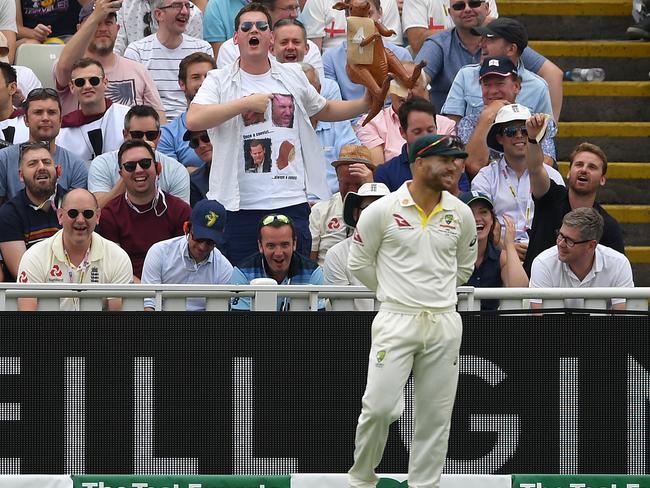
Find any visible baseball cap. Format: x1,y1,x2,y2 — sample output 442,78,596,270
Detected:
79,0,118,22
343,182,390,228
470,17,529,52
189,199,226,246
479,56,518,81
0,32,8,63
408,134,468,164
459,191,493,209
486,103,532,152
331,144,375,170
182,128,208,141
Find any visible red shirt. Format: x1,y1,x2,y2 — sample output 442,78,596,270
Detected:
98,192,191,278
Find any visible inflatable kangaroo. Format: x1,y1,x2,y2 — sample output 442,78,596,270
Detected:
333,0,426,125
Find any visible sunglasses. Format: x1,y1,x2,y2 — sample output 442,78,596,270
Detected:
72,76,103,88
450,0,485,10
121,158,153,172
129,130,160,141
261,214,292,226
500,126,528,138
65,208,96,219
189,133,210,149
415,135,464,157
240,21,269,32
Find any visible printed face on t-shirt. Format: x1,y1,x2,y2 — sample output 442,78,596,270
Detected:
271,94,294,128
244,138,272,173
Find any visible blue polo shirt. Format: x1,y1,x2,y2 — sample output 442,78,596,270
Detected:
323,40,413,101
159,112,205,169
374,144,470,193
415,28,546,112
203,0,246,43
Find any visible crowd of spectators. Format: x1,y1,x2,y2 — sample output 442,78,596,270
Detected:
0,0,637,311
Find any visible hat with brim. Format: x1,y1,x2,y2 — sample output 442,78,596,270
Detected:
343,182,390,228
459,191,494,209
470,17,528,52
331,144,375,170
479,56,518,81
190,199,227,248
409,134,468,164
486,103,532,152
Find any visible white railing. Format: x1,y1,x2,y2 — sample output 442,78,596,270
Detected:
0,284,648,312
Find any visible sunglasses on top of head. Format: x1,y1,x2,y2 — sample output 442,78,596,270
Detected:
240,21,269,32
72,76,103,88
121,158,153,172
450,0,485,10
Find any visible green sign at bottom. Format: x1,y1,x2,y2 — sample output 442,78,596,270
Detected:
72,475,291,488
512,474,650,488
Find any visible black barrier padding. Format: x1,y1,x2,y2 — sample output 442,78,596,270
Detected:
0,312,648,474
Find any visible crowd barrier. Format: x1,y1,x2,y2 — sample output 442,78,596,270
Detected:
0,311,648,476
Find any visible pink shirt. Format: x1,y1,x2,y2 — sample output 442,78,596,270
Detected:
54,55,165,116
356,106,456,162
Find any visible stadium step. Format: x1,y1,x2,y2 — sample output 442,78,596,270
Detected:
555,122,650,162
561,81,650,122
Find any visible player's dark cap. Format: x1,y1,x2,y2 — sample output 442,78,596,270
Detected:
470,17,528,52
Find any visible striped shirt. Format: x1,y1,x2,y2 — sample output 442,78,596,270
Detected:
124,33,213,120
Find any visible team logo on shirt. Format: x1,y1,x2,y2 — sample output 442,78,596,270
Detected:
440,213,457,230
90,267,99,283
392,213,412,229
50,265,63,278
19,271,28,283
327,217,341,230
376,350,386,368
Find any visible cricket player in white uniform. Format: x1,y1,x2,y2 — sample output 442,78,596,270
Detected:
347,134,477,488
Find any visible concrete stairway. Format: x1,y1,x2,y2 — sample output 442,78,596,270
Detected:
501,0,650,286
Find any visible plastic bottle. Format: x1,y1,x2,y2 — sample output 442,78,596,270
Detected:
564,68,606,82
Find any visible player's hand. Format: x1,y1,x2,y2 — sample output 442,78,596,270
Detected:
348,162,373,184
245,93,273,113
32,24,52,42
514,241,528,262
525,113,547,141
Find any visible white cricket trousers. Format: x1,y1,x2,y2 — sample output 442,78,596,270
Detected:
348,307,463,488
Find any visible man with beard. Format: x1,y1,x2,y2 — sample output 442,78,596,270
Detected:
523,122,625,275
0,88,87,205
16,188,133,311
158,52,217,170
124,0,213,120
53,0,165,119
0,141,65,280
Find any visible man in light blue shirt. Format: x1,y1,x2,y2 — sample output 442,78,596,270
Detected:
441,18,553,122
141,199,233,311
203,0,247,57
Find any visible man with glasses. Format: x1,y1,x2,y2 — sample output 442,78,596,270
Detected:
141,199,233,311
471,103,564,261
98,139,191,281
114,0,204,56
458,56,557,178
347,133,476,488
88,104,190,208
159,53,217,170
0,142,65,280
405,0,497,55
16,188,133,311
0,87,87,206
57,58,131,163
124,0,213,120
184,129,213,206
529,207,633,310
187,3,373,265
229,213,323,311
522,129,624,275
53,0,166,120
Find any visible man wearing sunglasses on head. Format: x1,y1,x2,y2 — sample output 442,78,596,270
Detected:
229,213,323,311
16,188,133,311
57,58,131,164
187,3,373,265
0,141,67,280
53,0,166,120
471,103,564,262
123,0,213,121
97,139,191,282
88,104,190,208
141,199,233,311
529,207,633,311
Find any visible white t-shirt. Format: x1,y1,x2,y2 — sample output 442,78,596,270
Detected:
238,70,306,209
123,33,213,120
0,0,17,31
